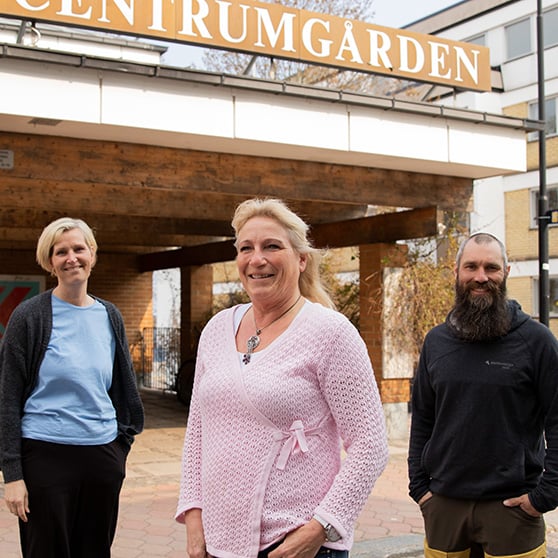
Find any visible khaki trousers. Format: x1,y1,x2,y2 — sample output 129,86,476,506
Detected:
420,493,546,558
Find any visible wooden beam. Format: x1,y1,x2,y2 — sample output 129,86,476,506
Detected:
0,227,225,250
0,178,369,225
137,207,438,271
0,204,369,252
138,240,237,272
310,206,439,247
2,132,473,210
0,177,237,220
0,209,234,237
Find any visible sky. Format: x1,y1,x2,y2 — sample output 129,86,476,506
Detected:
372,0,461,28
160,0,463,67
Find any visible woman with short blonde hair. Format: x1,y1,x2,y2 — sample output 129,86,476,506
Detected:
0,216,143,558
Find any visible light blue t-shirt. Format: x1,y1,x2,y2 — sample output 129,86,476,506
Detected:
21,295,118,445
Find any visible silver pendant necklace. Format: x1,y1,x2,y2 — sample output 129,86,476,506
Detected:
243,295,302,364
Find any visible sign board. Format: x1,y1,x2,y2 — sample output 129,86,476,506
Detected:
0,0,492,91
0,275,44,339
0,149,14,169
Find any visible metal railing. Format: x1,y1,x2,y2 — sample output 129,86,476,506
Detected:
140,327,180,392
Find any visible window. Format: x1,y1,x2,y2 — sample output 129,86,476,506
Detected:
467,34,486,46
544,6,558,48
528,97,558,140
530,185,558,228
533,277,558,317
553,278,558,317
505,18,531,59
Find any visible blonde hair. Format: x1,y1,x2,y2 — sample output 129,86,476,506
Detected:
36,217,98,273
232,198,335,309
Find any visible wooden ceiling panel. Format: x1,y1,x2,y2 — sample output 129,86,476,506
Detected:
0,132,474,263
0,209,233,237
2,132,472,210
4,133,424,206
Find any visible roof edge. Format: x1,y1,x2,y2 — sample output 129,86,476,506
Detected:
0,41,544,133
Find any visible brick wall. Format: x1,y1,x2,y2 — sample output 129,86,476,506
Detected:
188,265,213,325
547,137,558,167
507,276,532,311
508,277,558,337
181,265,213,359
504,188,558,261
504,102,527,119
503,102,558,170
89,252,153,372
88,252,153,345
505,190,538,260
527,137,558,170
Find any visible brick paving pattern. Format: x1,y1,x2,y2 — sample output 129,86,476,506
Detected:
1,388,557,557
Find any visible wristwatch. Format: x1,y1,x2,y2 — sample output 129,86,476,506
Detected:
313,514,341,542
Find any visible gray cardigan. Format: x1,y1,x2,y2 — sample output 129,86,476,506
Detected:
0,290,144,483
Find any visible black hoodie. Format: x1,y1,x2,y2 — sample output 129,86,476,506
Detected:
408,300,558,514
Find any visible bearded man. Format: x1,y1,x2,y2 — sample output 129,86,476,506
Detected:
408,232,558,558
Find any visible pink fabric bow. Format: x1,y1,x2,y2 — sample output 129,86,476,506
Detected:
275,420,310,470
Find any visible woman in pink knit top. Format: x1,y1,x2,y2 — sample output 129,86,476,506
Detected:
176,198,388,558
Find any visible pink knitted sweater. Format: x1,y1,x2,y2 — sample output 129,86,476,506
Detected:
175,301,388,558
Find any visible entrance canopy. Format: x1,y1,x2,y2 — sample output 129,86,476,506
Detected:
0,39,537,265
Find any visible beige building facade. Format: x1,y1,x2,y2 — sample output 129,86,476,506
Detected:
409,0,558,337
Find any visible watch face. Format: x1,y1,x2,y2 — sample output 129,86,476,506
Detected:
326,525,341,542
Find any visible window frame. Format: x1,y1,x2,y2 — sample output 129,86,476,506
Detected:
528,97,558,142
544,6,558,49
533,276,558,318
530,184,558,228
505,17,532,60
467,33,486,47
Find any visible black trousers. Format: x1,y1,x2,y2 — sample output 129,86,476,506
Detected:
19,437,129,558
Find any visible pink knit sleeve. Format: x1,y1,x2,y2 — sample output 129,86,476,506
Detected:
314,316,389,535
175,354,204,523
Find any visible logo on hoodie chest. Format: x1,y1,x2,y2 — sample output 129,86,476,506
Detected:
484,360,514,369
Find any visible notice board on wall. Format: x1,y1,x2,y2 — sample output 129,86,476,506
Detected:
0,275,45,339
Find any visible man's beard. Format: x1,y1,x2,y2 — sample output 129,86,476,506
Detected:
448,278,511,341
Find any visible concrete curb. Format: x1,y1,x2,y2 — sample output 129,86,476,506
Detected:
351,535,423,558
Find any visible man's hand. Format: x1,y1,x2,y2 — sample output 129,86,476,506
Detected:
4,479,29,522
268,520,327,558
417,491,433,506
503,494,542,517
